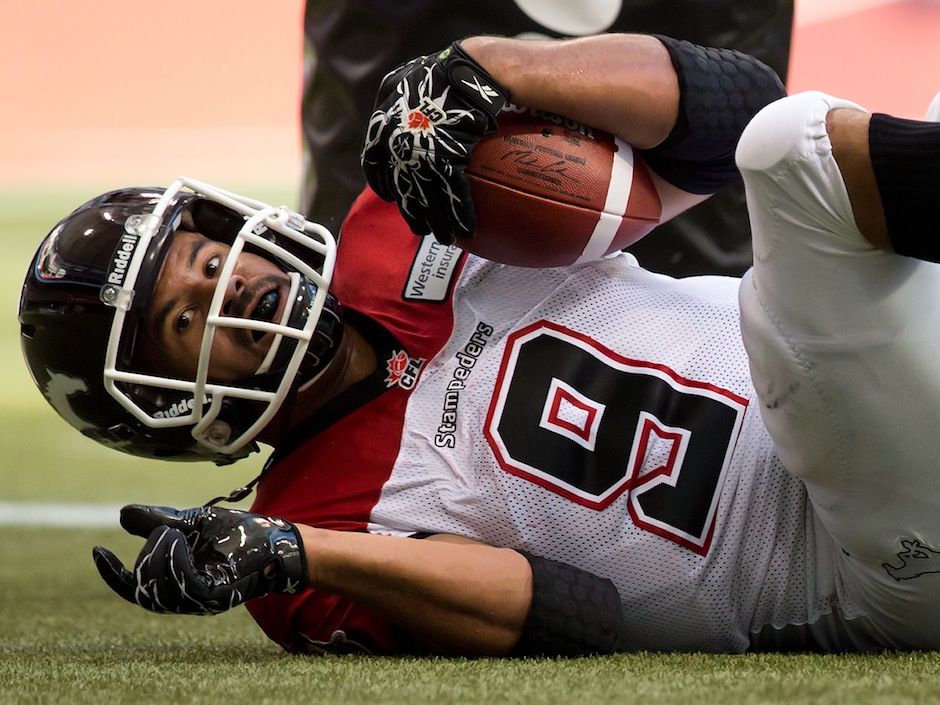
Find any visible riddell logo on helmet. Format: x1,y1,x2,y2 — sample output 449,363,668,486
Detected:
107,233,139,286
152,394,211,419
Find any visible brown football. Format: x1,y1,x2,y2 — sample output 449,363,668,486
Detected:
464,109,662,268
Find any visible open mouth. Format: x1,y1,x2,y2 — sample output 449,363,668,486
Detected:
249,289,281,341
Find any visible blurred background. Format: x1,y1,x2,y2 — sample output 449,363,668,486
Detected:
3,0,938,192
1,0,939,519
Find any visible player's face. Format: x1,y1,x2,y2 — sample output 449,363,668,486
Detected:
142,230,293,382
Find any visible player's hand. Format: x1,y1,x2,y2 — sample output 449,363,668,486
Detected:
92,505,307,615
360,41,508,245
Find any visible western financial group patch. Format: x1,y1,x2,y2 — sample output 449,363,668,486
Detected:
403,236,463,302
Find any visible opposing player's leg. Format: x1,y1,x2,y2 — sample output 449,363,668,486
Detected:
824,108,889,250
736,91,940,649
827,101,940,261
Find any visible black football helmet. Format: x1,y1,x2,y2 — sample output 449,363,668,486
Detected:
18,178,342,464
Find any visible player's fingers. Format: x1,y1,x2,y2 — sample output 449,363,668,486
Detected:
163,529,213,613
136,526,204,614
425,174,473,245
399,203,432,238
163,530,235,614
361,127,396,203
375,58,416,99
119,504,197,538
426,207,457,246
372,167,396,204
445,172,476,242
215,573,263,611
91,546,140,606
458,203,477,243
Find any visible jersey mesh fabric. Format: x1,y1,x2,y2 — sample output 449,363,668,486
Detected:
368,252,840,651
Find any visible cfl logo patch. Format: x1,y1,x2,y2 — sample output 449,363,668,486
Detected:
408,96,445,129
385,350,425,390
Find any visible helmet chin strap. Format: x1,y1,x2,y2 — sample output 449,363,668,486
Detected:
202,293,343,492
202,462,274,506
202,319,328,505
202,312,345,505
296,293,344,392
296,304,345,392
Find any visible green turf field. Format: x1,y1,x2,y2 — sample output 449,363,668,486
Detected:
4,530,940,705
4,189,940,705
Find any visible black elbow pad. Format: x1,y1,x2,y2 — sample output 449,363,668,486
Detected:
510,552,625,657
639,35,787,194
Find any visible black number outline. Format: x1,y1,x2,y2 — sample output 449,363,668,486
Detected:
483,320,748,555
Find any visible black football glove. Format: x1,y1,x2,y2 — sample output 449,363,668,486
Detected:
360,41,509,245
92,504,307,615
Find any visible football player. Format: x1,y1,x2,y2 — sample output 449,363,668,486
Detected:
18,33,940,655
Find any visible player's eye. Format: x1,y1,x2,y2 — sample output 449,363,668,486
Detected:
175,309,194,333
204,255,222,278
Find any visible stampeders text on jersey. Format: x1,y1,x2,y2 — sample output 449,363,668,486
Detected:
435,322,494,448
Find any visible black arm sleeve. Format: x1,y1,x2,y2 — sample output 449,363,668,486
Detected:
509,552,626,656
638,35,787,194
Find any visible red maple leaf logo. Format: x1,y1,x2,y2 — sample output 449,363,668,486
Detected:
385,350,410,387
407,110,431,131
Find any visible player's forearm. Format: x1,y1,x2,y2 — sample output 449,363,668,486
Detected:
461,34,679,149
297,526,532,655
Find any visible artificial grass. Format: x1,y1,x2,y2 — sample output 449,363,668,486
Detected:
4,528,940,705
5,193,940,705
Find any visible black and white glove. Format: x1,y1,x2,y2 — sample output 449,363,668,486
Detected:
360,41,509,245
92,505,307,615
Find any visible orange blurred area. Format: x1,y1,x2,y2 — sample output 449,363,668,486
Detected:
789,0,940,117
2,0,938,192
1,0,304,189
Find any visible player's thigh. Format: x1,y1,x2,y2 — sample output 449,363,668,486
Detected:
736,92,940,646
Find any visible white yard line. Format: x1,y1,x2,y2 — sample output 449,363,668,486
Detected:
0,502,122,528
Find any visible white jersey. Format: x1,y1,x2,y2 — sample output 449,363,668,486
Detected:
249,192,843,653
376,253,839,652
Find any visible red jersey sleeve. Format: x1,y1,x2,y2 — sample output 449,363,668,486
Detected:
245,188,463,656
247,588,409,655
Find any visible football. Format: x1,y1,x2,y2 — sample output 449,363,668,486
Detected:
463,109,662,268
